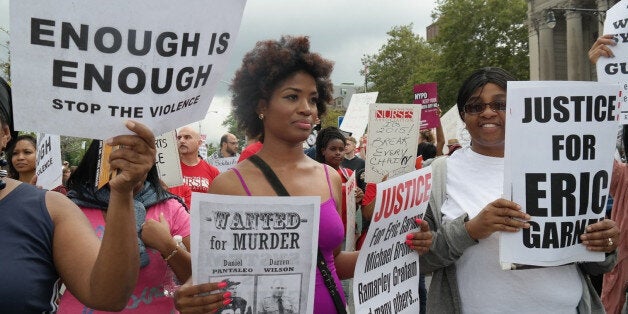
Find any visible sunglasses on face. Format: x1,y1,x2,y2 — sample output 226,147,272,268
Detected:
463,100,507,115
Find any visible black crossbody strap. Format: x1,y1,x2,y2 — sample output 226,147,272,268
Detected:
248,155,290,196
248,155,347,314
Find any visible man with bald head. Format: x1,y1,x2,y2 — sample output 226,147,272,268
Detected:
169,126,220,208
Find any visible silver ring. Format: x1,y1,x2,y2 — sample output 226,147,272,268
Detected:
608,238,613,247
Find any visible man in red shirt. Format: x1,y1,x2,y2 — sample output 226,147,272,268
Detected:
169,126,220,208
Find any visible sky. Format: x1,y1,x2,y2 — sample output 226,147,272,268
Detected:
0,0,438,144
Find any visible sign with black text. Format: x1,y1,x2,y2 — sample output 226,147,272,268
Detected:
155,130,183,188
10,0,247,139
501,81,620,266
191,194,319,314
597,0,628,124
35,133,62,190
365,103,420,183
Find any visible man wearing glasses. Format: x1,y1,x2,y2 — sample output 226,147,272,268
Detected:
207,133,241,172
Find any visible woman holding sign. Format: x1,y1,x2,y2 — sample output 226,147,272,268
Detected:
173,36,433,314
419,67,619,313
0,78,156,312
58,141,191,313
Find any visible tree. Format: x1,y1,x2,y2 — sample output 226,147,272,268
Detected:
60,136,92,166
362,25,437,104
221,112,246,145
321,108,345,130
0,27,9,80
430,0,529,110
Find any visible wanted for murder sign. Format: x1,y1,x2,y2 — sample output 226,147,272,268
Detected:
500,81,620,267
10,0,247,139
191,194,320,314
365,103,420,183
353,167,431,314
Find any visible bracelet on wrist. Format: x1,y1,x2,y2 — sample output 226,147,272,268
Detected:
163,247,179,261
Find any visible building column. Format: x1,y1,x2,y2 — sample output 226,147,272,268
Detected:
538,24,555,80
529,25,540,80
597,0,608,35
566,10,584,80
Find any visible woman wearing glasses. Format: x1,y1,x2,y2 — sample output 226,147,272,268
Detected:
419,67,619,313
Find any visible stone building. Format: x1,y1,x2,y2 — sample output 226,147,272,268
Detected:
527,0,619,81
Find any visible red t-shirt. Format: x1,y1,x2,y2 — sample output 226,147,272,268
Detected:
238,141,263,162
170,159,219,208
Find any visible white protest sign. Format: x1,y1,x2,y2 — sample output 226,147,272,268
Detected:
345,171,357,252
191,194,319,314
340,92,379,140
35,133,62,190
365,103,420,183
10,0,247,139
353,167,431,314
500,81,620,267
597,0,628,124
210,156,238,173
155,130,182,188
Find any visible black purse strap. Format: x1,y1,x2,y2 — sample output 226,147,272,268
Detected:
247,155,347,314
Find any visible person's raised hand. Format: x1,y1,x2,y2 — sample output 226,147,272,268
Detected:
106,120,156,194
589,34,616,64
465,198,530,240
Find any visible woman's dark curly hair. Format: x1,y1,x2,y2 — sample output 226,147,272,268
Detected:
230,35,334,140
315,126,346,163
7,134,37,180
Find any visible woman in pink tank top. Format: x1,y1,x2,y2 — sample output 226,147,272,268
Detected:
173,36,433,313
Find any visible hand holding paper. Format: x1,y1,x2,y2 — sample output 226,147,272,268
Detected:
465,198,531,241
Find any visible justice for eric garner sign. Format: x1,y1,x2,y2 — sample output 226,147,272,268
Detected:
191,194,319,314
365,103,420,183
10,0,247,139
353,167,431,314
500,81,620,267
596,1,628,124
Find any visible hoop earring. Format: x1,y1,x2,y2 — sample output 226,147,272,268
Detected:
259,114,264,120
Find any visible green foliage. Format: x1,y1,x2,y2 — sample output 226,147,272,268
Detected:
0,27,9,80
205,142,218,157
431,0,529,110
362,25,437,104
321,108,345,129
60,136,91,166
221,112,246,145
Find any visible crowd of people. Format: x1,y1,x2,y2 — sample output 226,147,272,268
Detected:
0,29,624,314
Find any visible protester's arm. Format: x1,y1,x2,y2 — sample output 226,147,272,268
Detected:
52,121,155,310
142,212,192,283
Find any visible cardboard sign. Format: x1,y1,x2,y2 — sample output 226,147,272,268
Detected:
10,0,247,139
365,103,420,183
340,92,379,141
155,130,183,187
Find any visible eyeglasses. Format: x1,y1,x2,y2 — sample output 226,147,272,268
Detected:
463,100,506,115
228,141,238,145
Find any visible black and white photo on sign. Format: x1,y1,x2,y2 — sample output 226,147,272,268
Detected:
500,81,621,267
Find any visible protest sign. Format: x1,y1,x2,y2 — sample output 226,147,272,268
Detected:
35,133,62,190
413,82,440,130
345,171,357,252
155,130,182,187
10,0,247,139
340,92,379,141
210,156,238,173
365,103,420,183
596,1,628,124
353,167,431,314
191,194,319,314
500,81,620,267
